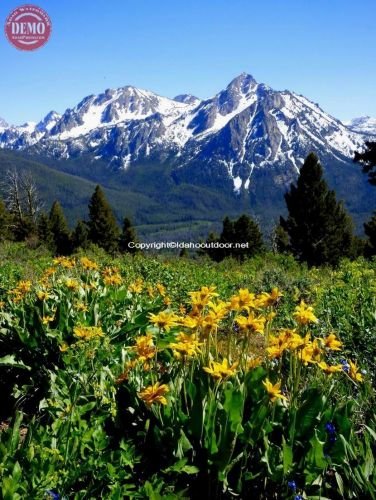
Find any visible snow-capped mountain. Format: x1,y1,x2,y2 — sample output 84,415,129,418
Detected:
0,117,8,129
174,94,201,105
0,73,372,192
344,116,376,135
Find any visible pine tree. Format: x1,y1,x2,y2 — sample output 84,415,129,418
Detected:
218,216,235,260
233,214,264,260
273,222,290,254
205,214,263,262
37,212,54,250
72,220,89,250
119,217,138,254
354,141,376,185
87,186,120,253
364,212,376,256
204,231,221,261
280,153,354,266
49,201,71,255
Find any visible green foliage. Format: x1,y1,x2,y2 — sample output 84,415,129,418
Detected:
206,214,264,261
354,140,376,185
87,185,120,254
0,198,11,242
49,201,72,255
364,212,376,256
120,217,139,254
71,219,89,251
0,245,375,498
281,153,354,266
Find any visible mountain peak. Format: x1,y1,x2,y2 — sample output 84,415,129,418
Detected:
345,116,376,135
173,94,200,105
0,117,9,128
226,73,257,91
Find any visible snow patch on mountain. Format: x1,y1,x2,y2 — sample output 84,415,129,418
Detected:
344,116,376,135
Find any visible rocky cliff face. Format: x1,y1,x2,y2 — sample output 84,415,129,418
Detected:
0,73,372,193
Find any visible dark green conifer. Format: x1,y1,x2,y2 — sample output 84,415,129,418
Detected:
218,216,235,260
204,231,221,261
280,152,353,266
233,214,264,260
354,141,376,185
37,212,54,250
87,185,120,253
273,222,290,254
72,220,89,250
49,201,71,255
364,212,376,256
119,217,138,254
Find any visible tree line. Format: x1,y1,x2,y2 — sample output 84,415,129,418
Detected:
202,150,376,265
0,180,138,255
0,145,375,266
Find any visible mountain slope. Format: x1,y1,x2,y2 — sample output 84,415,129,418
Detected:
344,116,376,135
0,73,375,236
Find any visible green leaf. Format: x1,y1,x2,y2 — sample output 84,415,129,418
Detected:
282,438,293,474
294,389,324,440
335,471,345,496
164,458,199,475
307,432,327,469
0,355,30,370
223,386,243,433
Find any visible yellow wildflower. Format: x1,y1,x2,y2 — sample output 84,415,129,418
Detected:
102,266,119,277
59,343,69,352
128,279,143,293
179,315,202,329
203,358,237,379
247,356,262,370
148,311,178,331
293,301,318,325
17,280,32,294
300,339,322,365
53,257,75,269
202,311,221,334
256,288,283,308
189,286,218,310
131,335,156,362
321,333,342,351
163,296,172,307
266,335,288,358
80,257,98,271
318,361,343,375
42,315,55,325
104,273,122,286
207,300,228,320
169,332,202,359
43,267,57,278
179,304,187,314
156,283,166,296
348,360,363,383
75,302,89,312
236,313,266,334
138,382,169,406
73,326,104,340
65,279,80,291
36,290,50,301
263,378,287,402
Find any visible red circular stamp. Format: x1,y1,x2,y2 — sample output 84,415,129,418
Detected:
5,4,51,51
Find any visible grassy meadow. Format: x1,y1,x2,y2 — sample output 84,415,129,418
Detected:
0,242,375,499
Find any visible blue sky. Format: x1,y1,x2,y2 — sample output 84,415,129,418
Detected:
1,0,375,125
